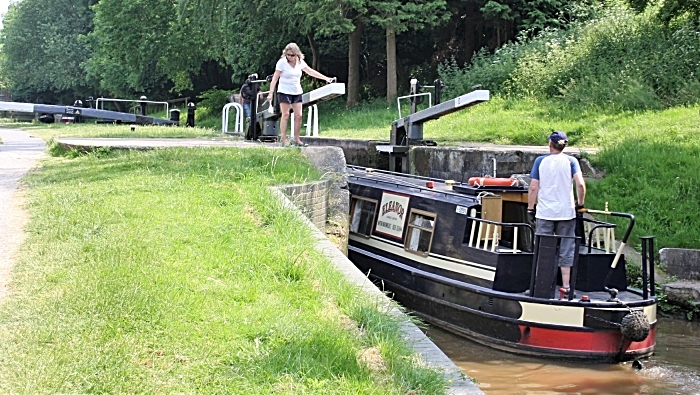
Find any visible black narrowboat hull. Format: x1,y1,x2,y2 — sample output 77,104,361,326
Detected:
348,239,656,362
346,165,657,363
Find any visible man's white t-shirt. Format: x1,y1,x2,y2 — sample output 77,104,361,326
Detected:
530,153,581,221
275,57,307,95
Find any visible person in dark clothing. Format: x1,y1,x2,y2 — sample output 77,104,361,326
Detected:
239,80,261,120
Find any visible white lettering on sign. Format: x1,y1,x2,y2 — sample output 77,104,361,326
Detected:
375,192,410,239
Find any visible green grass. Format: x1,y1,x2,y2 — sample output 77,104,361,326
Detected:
315,97,700,250
0,147,447,393
318,96,700,148
4,94,699,250
1,122,220,140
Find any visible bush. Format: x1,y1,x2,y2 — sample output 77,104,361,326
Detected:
438,43,524,99
439,4,700,110
196,87,231,118
557,73,662,111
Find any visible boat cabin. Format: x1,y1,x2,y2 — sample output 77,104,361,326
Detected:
347,166,629,299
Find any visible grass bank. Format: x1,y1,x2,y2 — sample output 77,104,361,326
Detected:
318,98,700,251
5,92,700,251
0,146,447,393
5,94,699,250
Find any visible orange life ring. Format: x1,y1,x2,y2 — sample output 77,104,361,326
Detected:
468,177,521,187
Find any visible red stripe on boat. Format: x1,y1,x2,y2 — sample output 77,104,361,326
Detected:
519,326,656,353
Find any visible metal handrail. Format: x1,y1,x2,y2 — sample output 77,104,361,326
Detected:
467,217,535,253
96,98,169,115
583,221,617,253
579,208,635,290
397,92,432,118
222,103,244,134
640,236,656,299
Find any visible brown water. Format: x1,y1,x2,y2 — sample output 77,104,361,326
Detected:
428,319,700,394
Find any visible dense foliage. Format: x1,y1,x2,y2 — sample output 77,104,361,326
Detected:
0,0,604,105
0,0,97,103
438,4,700,110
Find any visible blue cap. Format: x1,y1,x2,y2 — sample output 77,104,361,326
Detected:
549,131,568,144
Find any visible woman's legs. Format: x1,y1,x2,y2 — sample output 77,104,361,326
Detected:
291,102,303,143
278,102,291,143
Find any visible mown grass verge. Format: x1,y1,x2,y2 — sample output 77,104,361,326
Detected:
1,121,221,139
5,95,699,250
0,147,447,393
318,97,700,250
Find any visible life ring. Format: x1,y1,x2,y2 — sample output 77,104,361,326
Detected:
468,177,521,187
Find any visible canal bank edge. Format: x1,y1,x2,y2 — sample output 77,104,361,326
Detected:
53,137,483,394
293,146,482,394
55,136,700,320
273,185,482,394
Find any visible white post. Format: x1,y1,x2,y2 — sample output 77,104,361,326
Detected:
476,222,484,249
305,105,319,136
221,103,244,134
468,220,476,247
306,106,313,136
221,106,228,134
235,104,243,133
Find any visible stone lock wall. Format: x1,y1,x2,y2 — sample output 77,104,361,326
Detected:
411,146,543,181
660,248,700,312
660,248,700,281
278,180,331,232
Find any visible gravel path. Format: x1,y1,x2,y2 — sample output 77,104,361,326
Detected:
0,129,46,300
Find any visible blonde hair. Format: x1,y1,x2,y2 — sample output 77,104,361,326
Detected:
281,43,305,61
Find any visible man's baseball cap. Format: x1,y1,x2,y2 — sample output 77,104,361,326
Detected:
549,130,568,144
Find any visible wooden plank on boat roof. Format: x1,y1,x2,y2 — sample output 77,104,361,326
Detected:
500,192,529,203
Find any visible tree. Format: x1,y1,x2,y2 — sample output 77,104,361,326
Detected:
347,18,364,107
627,0,700,22
477,0,595,47
279,0,360,105
87,0,178,98
0,0,96,103
367,0,449,103
0,0,589,106
182,0,309,92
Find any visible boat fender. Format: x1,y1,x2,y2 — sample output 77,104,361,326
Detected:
620,310,650,342
468,177,521,187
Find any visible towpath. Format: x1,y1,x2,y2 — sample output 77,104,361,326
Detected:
0,129,46,300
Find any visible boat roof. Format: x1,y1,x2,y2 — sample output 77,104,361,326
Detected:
346,165,528,205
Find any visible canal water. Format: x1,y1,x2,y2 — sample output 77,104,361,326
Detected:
427,319,700,394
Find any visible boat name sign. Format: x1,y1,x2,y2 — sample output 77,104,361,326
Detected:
376,192,410,239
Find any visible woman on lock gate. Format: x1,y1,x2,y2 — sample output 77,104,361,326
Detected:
267,43,335,146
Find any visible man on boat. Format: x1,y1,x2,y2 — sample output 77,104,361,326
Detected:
527,131,586,295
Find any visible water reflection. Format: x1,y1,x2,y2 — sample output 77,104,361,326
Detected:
427,319,700,394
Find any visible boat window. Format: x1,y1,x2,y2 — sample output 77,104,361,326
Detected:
349,196,378,237
405,210,437,257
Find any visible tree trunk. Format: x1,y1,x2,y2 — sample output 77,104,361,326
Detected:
464,14,478,65
386,25,397,104
307,31,320,71
347,19,364,108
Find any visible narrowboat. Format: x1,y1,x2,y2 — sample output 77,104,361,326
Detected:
346,165,657,362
